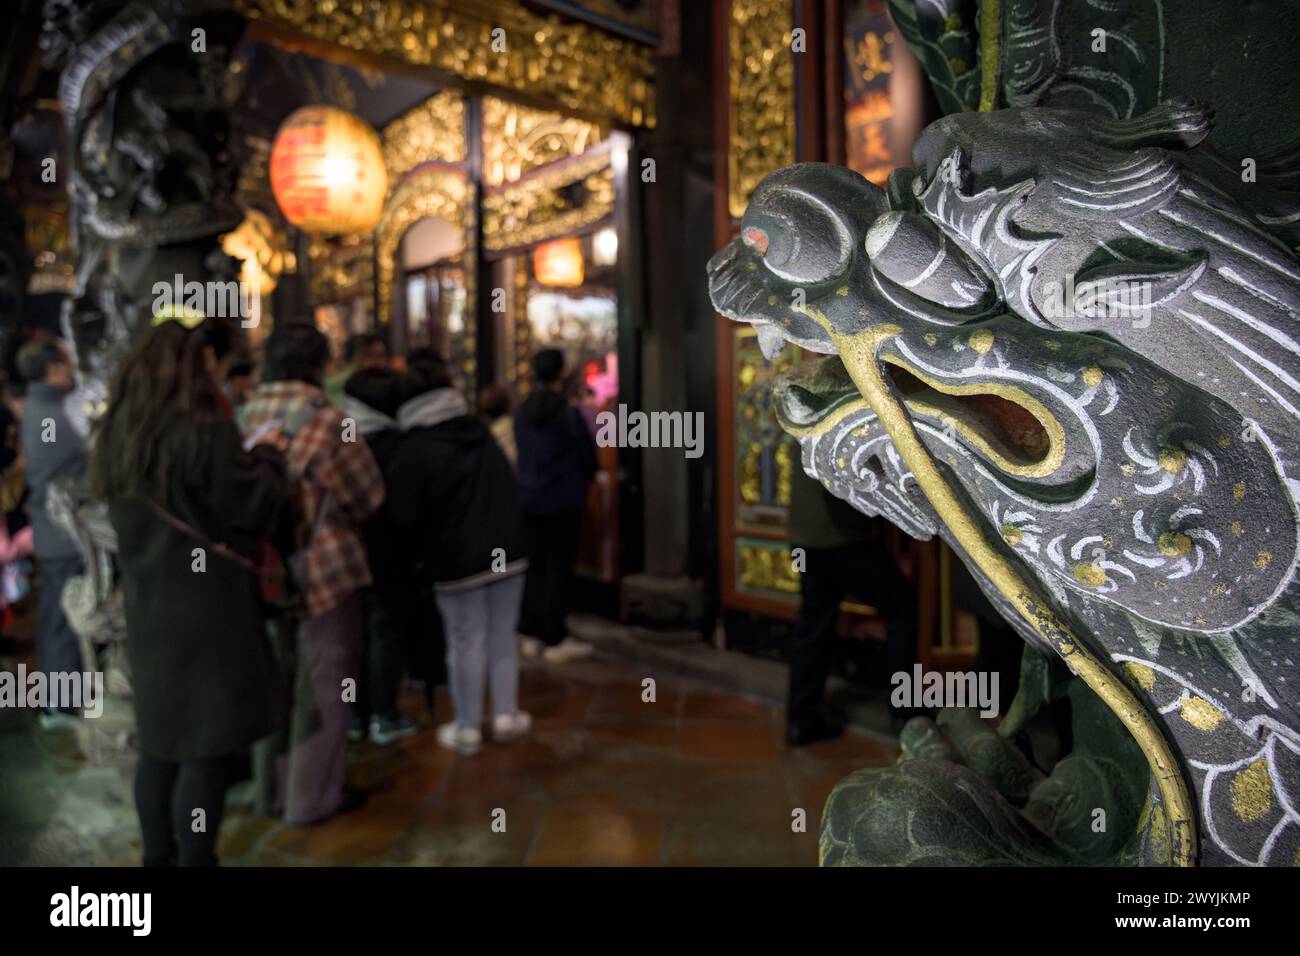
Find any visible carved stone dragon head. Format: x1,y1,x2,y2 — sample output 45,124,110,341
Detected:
709,100,1300,866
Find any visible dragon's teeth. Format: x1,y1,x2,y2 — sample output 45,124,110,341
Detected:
757,323,786,360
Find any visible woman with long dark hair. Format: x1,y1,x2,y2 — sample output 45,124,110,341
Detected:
90,314,289,866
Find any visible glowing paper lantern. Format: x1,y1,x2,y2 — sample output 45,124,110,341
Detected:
270,106,388,235
533,237,585,288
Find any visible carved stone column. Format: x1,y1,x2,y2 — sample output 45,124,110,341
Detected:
39,0,246,406
619,0,712,636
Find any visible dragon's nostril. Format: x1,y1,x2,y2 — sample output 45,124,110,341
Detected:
742,227,769,256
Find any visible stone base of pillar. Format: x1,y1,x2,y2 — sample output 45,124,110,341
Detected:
620,573,706,637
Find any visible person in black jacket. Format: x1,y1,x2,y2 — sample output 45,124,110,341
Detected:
514,349,597,664
385,354,529,755
17,338,87,730
341,366,417,744
90,314,290,866
786,465,917,745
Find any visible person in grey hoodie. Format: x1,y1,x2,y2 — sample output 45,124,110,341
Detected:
17,338,87,729
385,352,530,755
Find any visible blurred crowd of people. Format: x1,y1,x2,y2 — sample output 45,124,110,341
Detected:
10,314,600,866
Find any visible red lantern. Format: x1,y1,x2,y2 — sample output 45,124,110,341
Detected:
270,106,388,235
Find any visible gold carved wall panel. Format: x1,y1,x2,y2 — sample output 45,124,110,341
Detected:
235,0,655,128
382,91,466,186
737,537,801,597
734,324,797,520
482,148,614,253
513,255,532,395
727,0,796,219
482,95,604,187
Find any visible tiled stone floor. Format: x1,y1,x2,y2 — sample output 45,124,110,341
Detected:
0,654,898,866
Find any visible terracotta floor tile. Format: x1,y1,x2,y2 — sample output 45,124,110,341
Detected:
5,644,902,867
546,743,684,801
520,679,596,728
356,765,445,818
387,794,545,865
675,760,799,822
262,815,404,865
437,734,585,799
683,689,775,721
391,734,461,771
778,728,899,762
528,806,663,866
681,720,781,760
216,813,277,863
586,680,683,721
585,720,681,754
247,845,319,867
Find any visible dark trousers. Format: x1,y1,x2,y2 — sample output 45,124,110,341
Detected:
35,556,84,713
134,752,229,866
356,586,405,722
788,541,917,726
520,508,583,647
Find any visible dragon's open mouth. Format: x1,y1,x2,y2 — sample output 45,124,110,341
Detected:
774,353,1058,477
765,340,1194,864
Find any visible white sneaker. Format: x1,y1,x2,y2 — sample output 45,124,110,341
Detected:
519,636,544,659
492,711,532,742
542,637,594,664
436,722,482,756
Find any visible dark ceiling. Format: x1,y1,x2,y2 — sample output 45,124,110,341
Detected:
233,42,442,142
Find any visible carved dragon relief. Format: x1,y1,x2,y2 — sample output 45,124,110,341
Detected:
709,99,1300,865
39,0,246,419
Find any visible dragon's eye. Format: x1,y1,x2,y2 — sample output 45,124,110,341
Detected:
741,187,852,288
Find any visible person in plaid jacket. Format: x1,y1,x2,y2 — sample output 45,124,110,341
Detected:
240,323,384,826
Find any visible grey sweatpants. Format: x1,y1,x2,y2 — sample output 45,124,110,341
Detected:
434,573,525,730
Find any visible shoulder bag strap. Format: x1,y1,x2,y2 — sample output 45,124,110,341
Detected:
144,497,259,576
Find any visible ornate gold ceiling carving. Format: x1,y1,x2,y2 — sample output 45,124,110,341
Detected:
728,0,796,219
482,149,614,253
235,0,655,128
482,95,604,187
382,91,466,187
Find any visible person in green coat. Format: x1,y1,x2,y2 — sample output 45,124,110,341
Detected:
90,313,290,866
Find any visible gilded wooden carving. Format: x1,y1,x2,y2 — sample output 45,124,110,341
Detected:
382,91,467,187
482,95,604,188
234,0,655,128
737,537,801,596
727,0,796,220
482,149,614,253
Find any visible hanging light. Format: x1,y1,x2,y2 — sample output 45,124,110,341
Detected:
533,237,585,288
270,105,388,235
592,226,618,266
